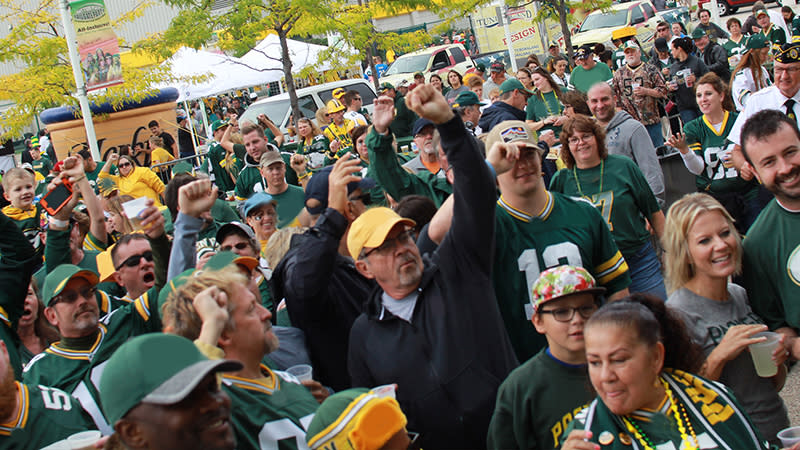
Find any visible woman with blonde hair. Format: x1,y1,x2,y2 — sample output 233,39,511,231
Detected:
662,192,789,445
295,117,329,155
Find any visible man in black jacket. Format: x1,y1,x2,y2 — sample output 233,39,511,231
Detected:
269,163,377,392
346,85,518,449
693,27,731,82
478,79,532,132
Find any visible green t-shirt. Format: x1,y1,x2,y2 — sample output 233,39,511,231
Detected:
272,184,305,229
549,155,661,260
487,349,593,450
0,382,96,448
683,112,758,199
493,192,631,361
22,288,161,434
526,91,564,137
234,165,263,201
221,366,318,450
742,199,800,330
568,63,613,93
31,156,52,178
201,141,237,193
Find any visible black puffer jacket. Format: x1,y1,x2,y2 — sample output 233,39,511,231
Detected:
478,100,526,133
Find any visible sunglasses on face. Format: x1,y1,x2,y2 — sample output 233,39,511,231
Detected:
115,250,154,270
118,162,132,168
221,242,250,252
53,285,97,305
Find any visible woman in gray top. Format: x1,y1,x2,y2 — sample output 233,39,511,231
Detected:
663,192,790,445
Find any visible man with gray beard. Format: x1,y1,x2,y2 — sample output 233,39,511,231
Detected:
403,118,445,177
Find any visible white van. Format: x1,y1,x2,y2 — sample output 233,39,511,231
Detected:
240,79,377,137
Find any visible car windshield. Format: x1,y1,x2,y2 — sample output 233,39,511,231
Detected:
385,54,430,75
580,9,629,31
240,100,289,127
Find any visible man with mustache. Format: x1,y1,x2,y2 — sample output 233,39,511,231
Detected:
346,85,518,449
0,339,96,448
739,109,800,360
99,333,241,450
22,258,163,434
402,118,444,176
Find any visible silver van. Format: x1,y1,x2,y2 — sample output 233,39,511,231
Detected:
240,79,377,137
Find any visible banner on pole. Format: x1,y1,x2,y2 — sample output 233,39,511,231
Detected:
70,0,123,91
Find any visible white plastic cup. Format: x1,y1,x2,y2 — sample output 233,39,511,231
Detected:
720,149,734,169
778,426,800,447
372,384,397,399
67,430,102,450
121,197,148,231
286,364,313,382
748,331,781,377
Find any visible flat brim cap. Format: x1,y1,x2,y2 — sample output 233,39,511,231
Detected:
347,207,416,260
485,120,541,154
204,251,259,272
100,333,242,425
43,264,99,306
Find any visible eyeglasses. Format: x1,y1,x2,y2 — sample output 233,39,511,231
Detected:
115,250,154,270
567,134,595,146
363,229,415,258
221,242,250,252
774,66,800,75
118,162,132,168
539,304,598,322
249,211,277,222
354,97,363,101
348,192,372,206
53,285,97,305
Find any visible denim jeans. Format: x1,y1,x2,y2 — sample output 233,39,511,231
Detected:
626,240,667,301
645,122,665,148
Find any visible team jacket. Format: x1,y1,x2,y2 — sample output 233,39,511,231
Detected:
347,115,519,449
270,209,376,392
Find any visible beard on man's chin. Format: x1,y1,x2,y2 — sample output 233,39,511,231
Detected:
0,364,18,419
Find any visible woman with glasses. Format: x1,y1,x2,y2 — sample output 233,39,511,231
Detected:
551,114,667,300
562,295,774,450
98,152,165,206
662,193,790,445
667,72,762,233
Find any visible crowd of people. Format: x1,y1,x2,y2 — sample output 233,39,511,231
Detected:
0,4,800,449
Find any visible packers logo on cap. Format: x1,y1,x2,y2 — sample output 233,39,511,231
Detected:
775,43,800,63
500,126,530,143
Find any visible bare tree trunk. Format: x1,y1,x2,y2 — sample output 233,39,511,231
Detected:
366,44,381,92
279,28,301,128
559,0,574,63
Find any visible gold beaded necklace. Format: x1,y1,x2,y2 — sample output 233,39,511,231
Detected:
621,378,699,450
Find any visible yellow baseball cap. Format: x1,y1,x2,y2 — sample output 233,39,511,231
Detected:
347,207,415,260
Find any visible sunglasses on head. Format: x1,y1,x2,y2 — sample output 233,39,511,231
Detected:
53,285,97,305
221,242,250,252
115,250,154,270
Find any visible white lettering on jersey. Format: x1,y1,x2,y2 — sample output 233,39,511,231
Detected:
39,385,73,411
704,145,738,181
72,361,112,435
788,245,800,287
258,413,315,450
518,243,584,319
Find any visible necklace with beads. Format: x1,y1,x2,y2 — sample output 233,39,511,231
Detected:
573,159,604,198
621,378,699,450
538,90,562,118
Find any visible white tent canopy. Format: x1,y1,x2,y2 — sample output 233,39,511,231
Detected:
158,47,283,102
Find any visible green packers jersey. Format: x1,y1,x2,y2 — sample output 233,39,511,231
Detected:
221,365,317,450
234,165,262,201
272,185,305,229
764,25,787,52
22,289,161,435
526,91,564,137
743,200,800,330
683,112,757,196
487,350,593,450
549,155,660,259
201,142,237,193
296,135,330,155
31,156,52,178
2,203,44,263
493,192,631,361
0,382,95,449
722,37,747,58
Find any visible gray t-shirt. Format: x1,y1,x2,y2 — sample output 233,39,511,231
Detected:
667,284,789,443
381,291,418,322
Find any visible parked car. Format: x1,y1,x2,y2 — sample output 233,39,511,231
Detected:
239,79,377,138
698,0,778,16
572,1,661,52
379,44,476,87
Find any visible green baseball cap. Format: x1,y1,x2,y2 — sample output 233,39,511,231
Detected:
378,82,394,92
97,177,118,198
204,251,259,272
691,27,708,40
42,264,99,307
157,268,195,312
99,333,242,425
746,33,770,51
452,91,486,108
171,161,193,176
755,7,769,17
499,78,534,96
211,119,229,134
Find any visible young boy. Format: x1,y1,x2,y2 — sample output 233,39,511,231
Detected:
1,168,45,265
487,265,603,450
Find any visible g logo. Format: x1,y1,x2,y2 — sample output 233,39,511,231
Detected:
789,245,800,287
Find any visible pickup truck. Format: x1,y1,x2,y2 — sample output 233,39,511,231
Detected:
571,1,664,53
379,44,475,87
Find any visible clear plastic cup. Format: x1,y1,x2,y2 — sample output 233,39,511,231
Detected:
778,426,800,447
286,364,313,382
748,331,781,377
67,430,102,449
121,197,148,231
372,384,397,399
